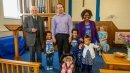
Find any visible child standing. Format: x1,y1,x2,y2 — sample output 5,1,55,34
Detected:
70,29,82,71
44,31,54,70
79,35,99,73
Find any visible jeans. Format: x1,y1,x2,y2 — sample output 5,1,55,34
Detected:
46,53,54,66
70,50,83,68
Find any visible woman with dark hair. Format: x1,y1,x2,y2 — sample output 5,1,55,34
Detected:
78,9,100,45
78,9,100,73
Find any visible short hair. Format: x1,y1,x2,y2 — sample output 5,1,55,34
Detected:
56,3,64,8
72,28,78,33
45,31,51,36
85,35,91,40
100,25,105,28
30,6,38,12
81,9,93,19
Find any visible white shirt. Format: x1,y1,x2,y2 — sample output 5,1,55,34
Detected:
32,15,37,20
79,43,99,59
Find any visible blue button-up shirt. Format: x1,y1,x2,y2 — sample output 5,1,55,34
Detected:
52,13,72,38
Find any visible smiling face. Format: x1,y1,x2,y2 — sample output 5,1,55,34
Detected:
57,4,64,14
100,26,104,31
84,38,91,45
84,12,90,21
31,6,38,16
72,31,78,38
46,33,52,40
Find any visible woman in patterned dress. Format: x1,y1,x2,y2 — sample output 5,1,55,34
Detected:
98,26,110,56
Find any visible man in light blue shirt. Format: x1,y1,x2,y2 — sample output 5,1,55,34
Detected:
52,3,72,61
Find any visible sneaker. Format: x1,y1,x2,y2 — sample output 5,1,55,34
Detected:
49,66,53,70
47,66,50,70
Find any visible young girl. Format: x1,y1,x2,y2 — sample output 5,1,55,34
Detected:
44,31,54,70
70,28,82,71
79,35,99,73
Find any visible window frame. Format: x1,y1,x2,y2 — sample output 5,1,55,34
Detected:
2,0,21,19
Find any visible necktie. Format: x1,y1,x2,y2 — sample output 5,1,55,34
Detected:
34,16,37,20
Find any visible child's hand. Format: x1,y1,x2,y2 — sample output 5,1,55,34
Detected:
80,43,84,49
53,38,56,43
98,43,101,47
79,38,83,42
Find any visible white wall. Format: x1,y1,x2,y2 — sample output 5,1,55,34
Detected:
72,0,130,29
0,0,129,33
72,0,96,21
101,0,130,29
65,0,68,14
0,0,21,31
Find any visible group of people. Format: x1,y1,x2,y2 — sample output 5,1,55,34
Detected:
23,3,110,73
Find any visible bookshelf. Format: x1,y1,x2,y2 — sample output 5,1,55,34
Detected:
21,0,65,41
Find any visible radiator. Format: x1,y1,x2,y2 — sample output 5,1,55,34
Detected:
115,32,130,44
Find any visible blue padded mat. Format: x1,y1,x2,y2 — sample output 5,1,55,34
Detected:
0,35,25,59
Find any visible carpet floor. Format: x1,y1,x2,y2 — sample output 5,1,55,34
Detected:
20,47,127,73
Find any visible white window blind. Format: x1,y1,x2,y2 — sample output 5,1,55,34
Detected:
3,0,20,19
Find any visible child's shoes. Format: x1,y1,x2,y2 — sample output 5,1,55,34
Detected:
47,66,50,70
49,66,53,70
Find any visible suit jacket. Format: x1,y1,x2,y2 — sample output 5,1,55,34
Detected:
78,20,99,43
23,15,45,46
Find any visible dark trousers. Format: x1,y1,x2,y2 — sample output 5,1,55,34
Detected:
29,38,42,63
71,50,83,68
55,34,70,61
46,53,54,66
83,64,92,73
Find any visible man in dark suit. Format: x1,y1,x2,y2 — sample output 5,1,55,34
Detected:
23,6,45,71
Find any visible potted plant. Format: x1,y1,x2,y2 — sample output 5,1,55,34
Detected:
118,33,130,60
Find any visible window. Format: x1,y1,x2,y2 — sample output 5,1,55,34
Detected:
3,0,20,19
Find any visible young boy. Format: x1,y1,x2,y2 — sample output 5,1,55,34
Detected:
44,31,54,70
79,35,99,73
70,28,82,71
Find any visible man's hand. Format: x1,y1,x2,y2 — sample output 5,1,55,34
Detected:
32,28,37,32
42,42,44,48
68,36,72,43
53,38,56,43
